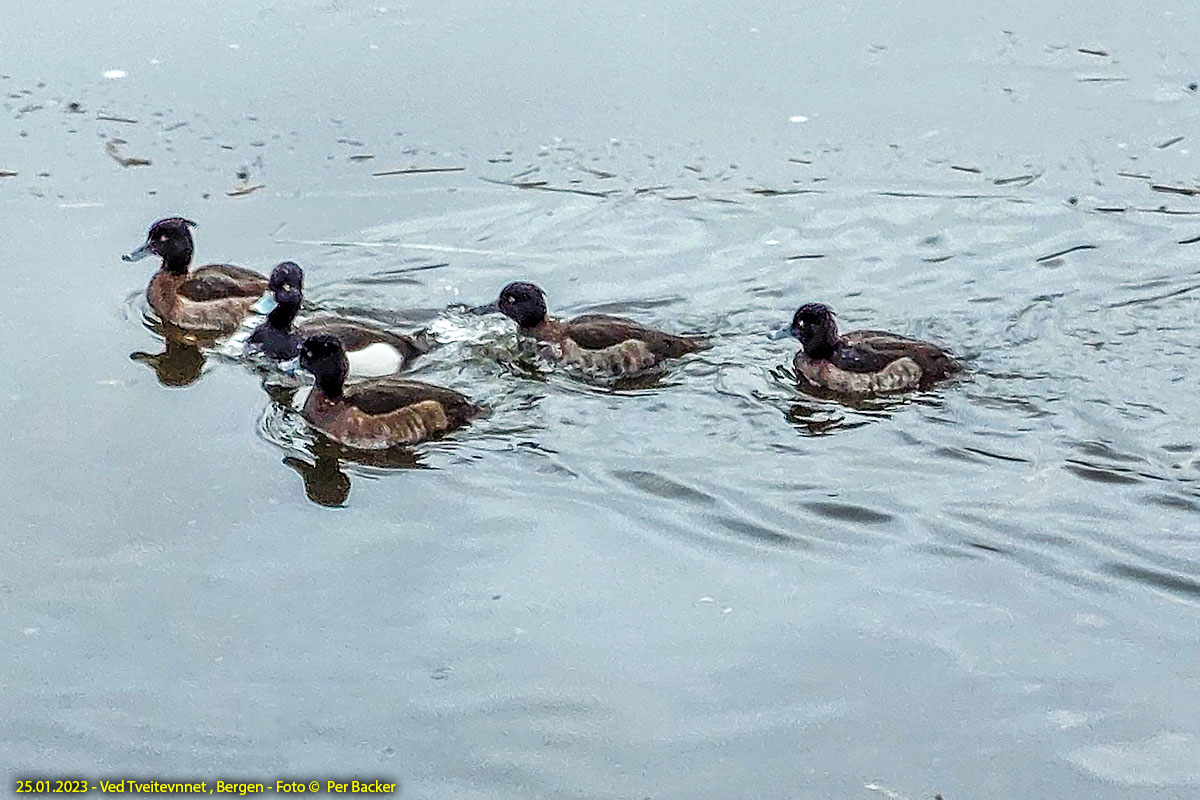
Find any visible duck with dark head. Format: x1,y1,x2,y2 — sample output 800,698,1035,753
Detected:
771,303,961,396
123,217,267,334
247,261,429,377
297,334,483,450
487,281,708,378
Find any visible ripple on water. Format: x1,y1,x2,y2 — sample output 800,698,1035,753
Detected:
1070,732,1200,787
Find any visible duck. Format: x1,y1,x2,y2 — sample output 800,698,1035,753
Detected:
123,217,267,334
487,281,707,377
296,334,483,449
770,303,961,395
246,261,428,378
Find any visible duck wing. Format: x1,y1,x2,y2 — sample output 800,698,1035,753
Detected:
565,314,705,359
837,330,960,379
344,379,479,420
178,264,268,301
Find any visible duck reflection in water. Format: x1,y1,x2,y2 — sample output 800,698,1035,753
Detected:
131,333,207,387
769,364,912,435
129,313,236,387
260,382,426,508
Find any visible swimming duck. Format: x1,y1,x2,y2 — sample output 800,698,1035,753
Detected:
123,217,267,334
246,261,428,378
770,303,961,395
297,334,482,449
488,281,707,377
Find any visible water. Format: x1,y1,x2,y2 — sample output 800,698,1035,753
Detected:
3,1,1200,797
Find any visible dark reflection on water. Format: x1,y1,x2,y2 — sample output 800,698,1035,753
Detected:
283,442,354,508
130,339,207,388
280,438,426,509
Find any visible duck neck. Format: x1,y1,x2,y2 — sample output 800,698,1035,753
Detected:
523,317,558,338
160,245,193,275
804,320,841,360
316,371,345,401
267,300,300,331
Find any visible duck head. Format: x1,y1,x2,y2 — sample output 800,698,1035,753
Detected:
770,302,840,359
496,281,548,329
123,217,197,274
299,334,349,399
253,261,304,323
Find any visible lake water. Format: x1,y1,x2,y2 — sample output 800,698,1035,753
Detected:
3,1,1199,798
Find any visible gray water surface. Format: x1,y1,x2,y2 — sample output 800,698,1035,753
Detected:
3,2,1200,798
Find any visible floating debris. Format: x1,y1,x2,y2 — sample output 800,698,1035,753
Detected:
104,140,151,168
788,157,813,165
348,153,375,161
1078,46,1110,57
64,101,84,113
96,112,138,124
1094,206,1127,213
480,176,616,198
1157,135,1185,150
633,185,670,195
0,169,16,177
747,187,825,196
372,165,466,177
1178,234,1200,245
950,164,982,174
1151,184,1200,196
993,173,1041,187
785,253,826,260
578,165,616,179
1139,205,1200,215
227,183,266,197
1036,244,1098,262
1117,171,1152,180
1076,75,1129,83
103,69,127,79
684,164,703,174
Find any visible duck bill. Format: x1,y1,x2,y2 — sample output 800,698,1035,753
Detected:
767,326,794,341
122,242,153,262
251,292,278,315
468,301,500,316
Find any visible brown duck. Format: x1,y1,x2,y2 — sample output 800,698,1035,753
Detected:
123,217,267,334
490,281,707,377
771,303,961,396
297,334,482,450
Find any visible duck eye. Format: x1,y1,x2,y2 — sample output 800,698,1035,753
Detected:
158,234,169,241
281,283,292,292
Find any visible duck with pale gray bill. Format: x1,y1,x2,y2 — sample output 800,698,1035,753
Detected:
478,281,708,377
769,303,961,396
247,261,429,379
296,334,484,450
123,217,267,334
